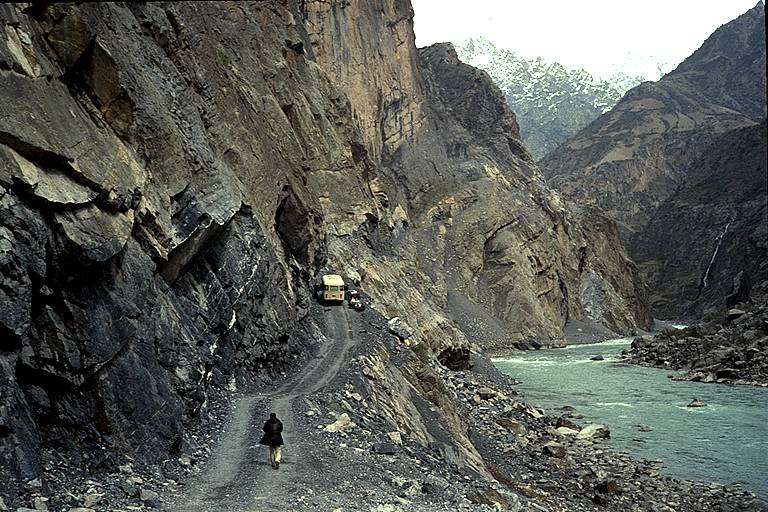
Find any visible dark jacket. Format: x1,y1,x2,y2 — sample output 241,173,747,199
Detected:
259,417,284,447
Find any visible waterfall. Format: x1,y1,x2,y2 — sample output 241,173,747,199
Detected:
700,220,732,290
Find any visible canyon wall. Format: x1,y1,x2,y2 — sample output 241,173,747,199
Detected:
0,0,650,496
541,3,767,318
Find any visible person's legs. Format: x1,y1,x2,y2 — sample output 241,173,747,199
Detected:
269,446,276,468
274,446,282,467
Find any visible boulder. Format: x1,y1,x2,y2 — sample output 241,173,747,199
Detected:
466,488,517,509
421,475,450,494
140,489,160,508
82,493,102,508
556,416,579,430
437,347,472,371
687,398,707,408
590,355,605,361
387,431,403,445
555,426,579,436
476,387,497,400
727,309,746,321
576,423,611,440
120,478,139,498
595,480,620,495
637,425,653,432
323,413,357,433
496,417,526,435
592,493,610,506
543,441,566,458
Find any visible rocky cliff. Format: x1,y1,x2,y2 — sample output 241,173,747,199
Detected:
541,3,767,318
455,37,643,160
0,0,650,502
633,122,768,315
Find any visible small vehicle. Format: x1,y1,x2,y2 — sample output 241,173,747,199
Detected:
318,274,345,303
348,297,365,311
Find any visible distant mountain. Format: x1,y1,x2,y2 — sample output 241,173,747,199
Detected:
455,37,644,160
541,3,767,318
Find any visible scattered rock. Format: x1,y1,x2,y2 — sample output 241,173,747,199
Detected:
637,425,653,432
369,505,401,512
687,398,707,408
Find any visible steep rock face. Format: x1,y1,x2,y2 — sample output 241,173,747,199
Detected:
633,123,768,316
1,0,650,500
0,1,373,495
541,3,766,317
308,25,652,350
455,37,644,160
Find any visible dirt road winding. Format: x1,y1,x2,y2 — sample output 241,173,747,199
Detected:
170,306,356,512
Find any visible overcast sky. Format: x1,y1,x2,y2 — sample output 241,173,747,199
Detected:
411,0,761,79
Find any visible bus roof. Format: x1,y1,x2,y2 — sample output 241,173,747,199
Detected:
321,274,344,286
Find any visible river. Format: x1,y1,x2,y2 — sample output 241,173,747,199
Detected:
493,338,768,500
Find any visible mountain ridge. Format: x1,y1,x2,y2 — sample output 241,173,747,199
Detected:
455,36,645,159
540,2,767,318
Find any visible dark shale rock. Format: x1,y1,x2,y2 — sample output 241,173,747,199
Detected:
0,0,652,508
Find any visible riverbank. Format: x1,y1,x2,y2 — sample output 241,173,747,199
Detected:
494,339,768,502
626,303,768,387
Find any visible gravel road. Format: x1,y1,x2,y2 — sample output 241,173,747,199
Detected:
169,307,356,512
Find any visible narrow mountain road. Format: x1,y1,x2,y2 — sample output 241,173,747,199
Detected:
169,307,356,512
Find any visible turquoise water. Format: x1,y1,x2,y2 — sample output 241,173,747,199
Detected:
493,339,768,499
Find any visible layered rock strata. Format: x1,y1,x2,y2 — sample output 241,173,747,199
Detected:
1,0,650,504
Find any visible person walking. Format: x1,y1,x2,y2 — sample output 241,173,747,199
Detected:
259,412,284,469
